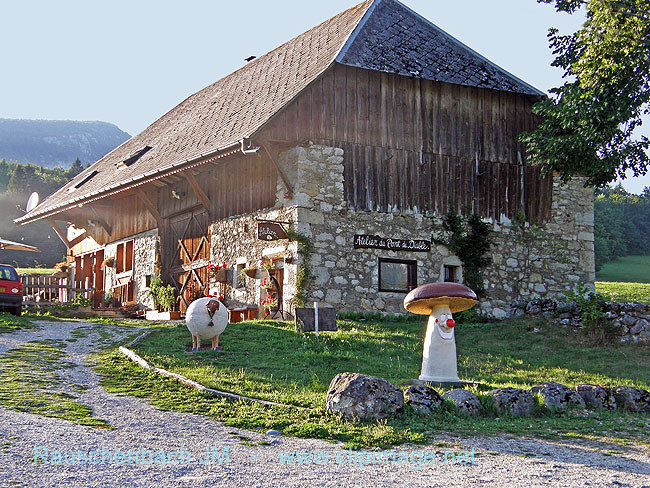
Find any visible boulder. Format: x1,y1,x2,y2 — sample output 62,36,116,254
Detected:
443,389,481,416
487,387,535,417
405,385,442,413
575,385,616,410
531,382,586,411
612,385,650,413
326,372,404,419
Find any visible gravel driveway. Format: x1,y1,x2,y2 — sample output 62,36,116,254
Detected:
0,320,649,488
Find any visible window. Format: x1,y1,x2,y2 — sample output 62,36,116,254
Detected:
378,258,417,293
68,170,99,192
116,146,152,169
235,262,246,289
116,240,134,274
444,265,459,283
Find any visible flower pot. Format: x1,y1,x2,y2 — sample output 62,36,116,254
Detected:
245,268,258,279
211,268,227,283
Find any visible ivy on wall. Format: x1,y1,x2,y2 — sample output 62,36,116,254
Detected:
286,227,314,308
431,210,493,296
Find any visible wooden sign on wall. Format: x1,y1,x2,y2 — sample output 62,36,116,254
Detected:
353,234,431,252
257,221,288,241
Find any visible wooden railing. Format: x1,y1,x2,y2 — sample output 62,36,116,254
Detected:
21,273,92,304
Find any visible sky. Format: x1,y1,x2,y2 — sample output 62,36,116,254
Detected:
2,0,649,193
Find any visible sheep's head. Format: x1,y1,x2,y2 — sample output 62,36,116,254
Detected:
206,299,220,314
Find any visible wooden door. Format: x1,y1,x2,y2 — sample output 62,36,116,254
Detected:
93,249,104,308
164,210,211,312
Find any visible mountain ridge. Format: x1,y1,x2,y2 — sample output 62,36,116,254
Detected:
0,118,130,168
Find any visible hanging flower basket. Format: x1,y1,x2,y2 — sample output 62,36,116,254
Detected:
100,257,115,271
260,258,276,272
259,278,274,290
240,265,258,281
208,263,227,283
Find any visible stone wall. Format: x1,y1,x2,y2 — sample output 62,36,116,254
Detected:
103,229,158,309
268,144,595,318
210,207,299,315
512,298,650,343
106,143,594,317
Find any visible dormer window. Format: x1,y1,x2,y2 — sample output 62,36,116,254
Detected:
116,146,152,169
68,170,99,192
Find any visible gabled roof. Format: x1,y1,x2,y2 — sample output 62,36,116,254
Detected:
337,0,544,96
17,0,543,225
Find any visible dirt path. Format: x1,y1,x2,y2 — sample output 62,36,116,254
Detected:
0,320,649,488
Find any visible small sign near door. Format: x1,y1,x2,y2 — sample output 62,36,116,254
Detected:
257,221,288,241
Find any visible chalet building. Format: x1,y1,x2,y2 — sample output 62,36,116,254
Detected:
16,0,595,319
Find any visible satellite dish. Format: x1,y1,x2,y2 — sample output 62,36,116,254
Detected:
26,192,40,213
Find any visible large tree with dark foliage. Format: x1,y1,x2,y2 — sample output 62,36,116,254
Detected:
522,0,650,187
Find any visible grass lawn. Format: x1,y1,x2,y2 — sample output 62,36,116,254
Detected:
16,267,57,275
98,316,650,448
595,281,650,304
597,255,650,283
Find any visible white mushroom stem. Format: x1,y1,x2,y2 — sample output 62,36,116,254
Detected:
419,303,460,383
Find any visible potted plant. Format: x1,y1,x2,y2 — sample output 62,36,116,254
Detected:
259,278,274,290
101,291,114,308
146,275,181,320
260,258,276,274
261,296,278,310
208,263,227,283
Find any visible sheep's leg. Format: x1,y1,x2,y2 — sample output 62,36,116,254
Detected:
191,335,197,351
212,335,220,350
196,333,201,352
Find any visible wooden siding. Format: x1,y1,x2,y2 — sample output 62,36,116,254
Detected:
156,153,278,221
67,152,277,255
259,63,551,222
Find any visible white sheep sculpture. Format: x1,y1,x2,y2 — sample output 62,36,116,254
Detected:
185,297,228,352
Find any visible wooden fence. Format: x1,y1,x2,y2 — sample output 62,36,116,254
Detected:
21,273,92,305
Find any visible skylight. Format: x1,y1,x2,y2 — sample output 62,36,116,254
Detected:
116,145,152,169
68,170,99,192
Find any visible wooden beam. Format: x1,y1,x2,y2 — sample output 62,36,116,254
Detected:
136,189,163,227
260,141,294,197
48,219,70,249
69,232,89,249
88,204,112,236
184,171,211,213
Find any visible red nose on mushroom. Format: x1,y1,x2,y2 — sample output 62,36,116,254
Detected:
403,282,478,315
446,319,455,328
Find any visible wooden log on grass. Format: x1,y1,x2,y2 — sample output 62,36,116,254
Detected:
118,345,300,409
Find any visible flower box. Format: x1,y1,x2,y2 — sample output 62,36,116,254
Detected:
145,310,182,321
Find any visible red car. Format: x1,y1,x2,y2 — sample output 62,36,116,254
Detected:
0,264,22,316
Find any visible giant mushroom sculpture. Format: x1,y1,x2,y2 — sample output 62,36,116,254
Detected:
404,283,477,385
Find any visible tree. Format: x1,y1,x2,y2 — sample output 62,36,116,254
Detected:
6,165,30,194
66,157,85,178
522,0,650,187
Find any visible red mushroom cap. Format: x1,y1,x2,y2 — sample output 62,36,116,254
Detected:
403,282,478,315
